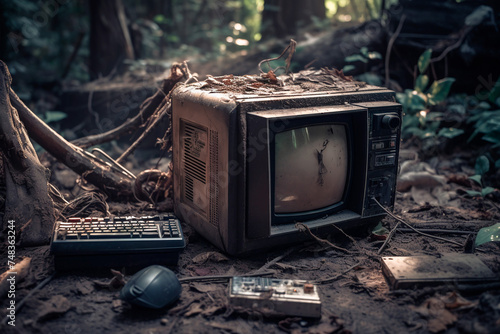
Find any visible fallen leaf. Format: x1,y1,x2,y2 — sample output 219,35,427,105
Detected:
37,295,71,322
397,172,446,192
192,251,229,264
274,262,297,272
441,291,477,310
93,269,125,291
209,319,253,334
184,302,204,317
412,296,458,333
74,280,94,295
278,317,302,332
194,267,212,276
189,282,219,293
0,257,31,296
427,312,457,334
370,222,389,240
266,70,278,84
411,187,439,206
201,305,223,316
447,173,472,187
112,299,124,313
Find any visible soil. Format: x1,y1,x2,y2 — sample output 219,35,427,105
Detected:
0,143,499,334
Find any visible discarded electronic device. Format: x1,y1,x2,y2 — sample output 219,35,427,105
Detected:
229,276,321,318
51,215,185,270
381,254,499,289
172,70,402,255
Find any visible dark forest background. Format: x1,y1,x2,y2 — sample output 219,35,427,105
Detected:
1,0,500,177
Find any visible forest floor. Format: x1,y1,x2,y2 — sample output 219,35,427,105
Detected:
0,143,499,334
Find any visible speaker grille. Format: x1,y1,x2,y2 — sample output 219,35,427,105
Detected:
182,122,208,211
209,130,220,226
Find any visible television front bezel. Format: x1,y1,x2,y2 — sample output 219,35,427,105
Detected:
245,105,369,239
269,114,353,224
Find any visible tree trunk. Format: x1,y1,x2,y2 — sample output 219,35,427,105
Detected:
0,61,54,246
262,0,326,38
89,0,135,79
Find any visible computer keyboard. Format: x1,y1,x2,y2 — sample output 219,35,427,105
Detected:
51,214,185,270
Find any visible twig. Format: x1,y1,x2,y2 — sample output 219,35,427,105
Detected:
71,64,185,149
116,61,193,162
178,270,275,284
372,198,463,247
377,221,401,255
116,0,135,60
91,147,136,179
61,31,85,79
258,39,297,74
295,223,353,254
116,100,172,163
430,26,472,64
385,14,406,88
250,245,299,275
60,192,110,218
313,260,362,285
397,228,474,235
330,224,362,252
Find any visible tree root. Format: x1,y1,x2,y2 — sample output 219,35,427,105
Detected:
0,60,55,246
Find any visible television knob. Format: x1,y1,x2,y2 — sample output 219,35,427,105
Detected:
382,114,400,130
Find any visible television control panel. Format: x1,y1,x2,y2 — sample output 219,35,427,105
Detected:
354,102,402,216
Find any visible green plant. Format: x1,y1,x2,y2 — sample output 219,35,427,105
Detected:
475,222,500,246
466,77,500,169
397,49,461,140
342,47,382,74
467,155,495,197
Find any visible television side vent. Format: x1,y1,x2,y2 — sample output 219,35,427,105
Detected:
181,121,209,213
209,130,220,227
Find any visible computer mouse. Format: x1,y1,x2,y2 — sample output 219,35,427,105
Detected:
120,265,182,309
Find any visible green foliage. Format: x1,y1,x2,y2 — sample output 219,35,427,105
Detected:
342,47,382,73
415,75,429,93
475,155,490,175
397,49,457,141
437,127,464,139
467,108,500,146
417,49,432,73
41,111,67,123
427,78,456,105
488,77,500,106
475,223,500,246
371,222,389,236
466,155,495,197
3,1,89,82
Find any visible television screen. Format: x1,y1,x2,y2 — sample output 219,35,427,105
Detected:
274,124,348,213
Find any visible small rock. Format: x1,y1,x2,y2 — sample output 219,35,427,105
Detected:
160,318,169,326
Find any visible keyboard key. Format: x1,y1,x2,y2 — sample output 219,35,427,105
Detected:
141,232,158,238
89,232,130,238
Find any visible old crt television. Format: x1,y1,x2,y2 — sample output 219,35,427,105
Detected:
172,73,401,255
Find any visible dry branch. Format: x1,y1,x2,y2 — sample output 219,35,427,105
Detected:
9,88,135,200
71,64,185,149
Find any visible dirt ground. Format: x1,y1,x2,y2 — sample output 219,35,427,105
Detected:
1,144,500,334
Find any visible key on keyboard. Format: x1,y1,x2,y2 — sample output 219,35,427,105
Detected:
51,214,185,270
